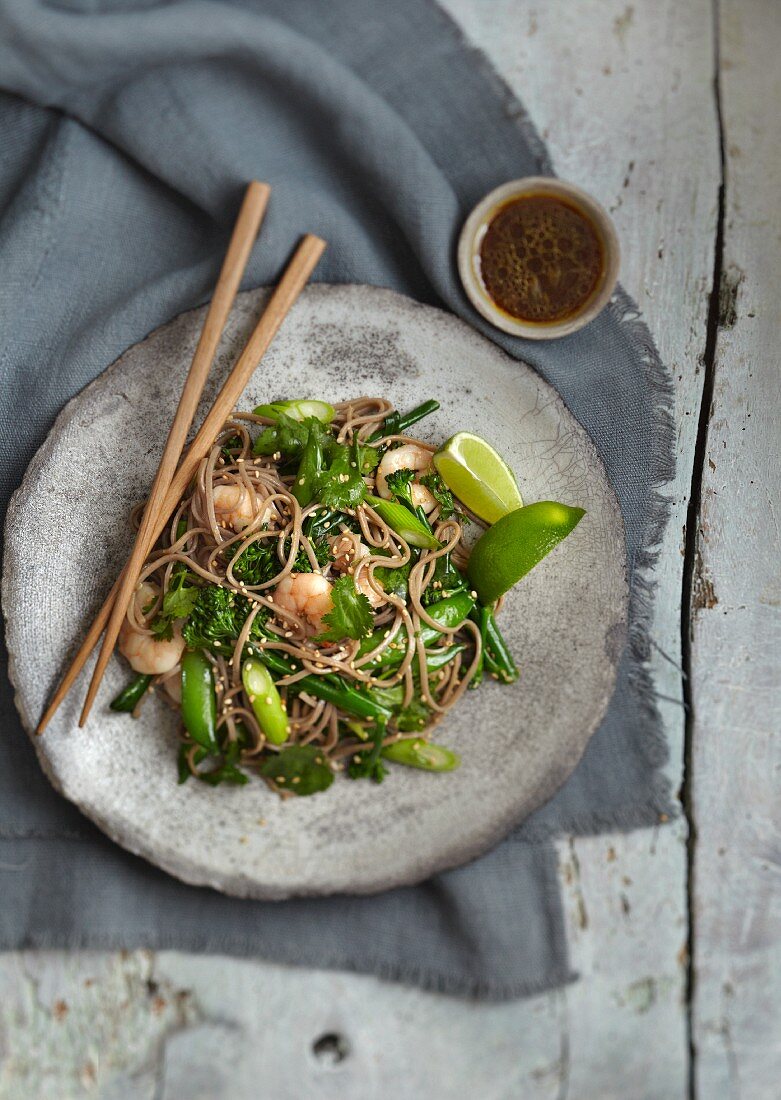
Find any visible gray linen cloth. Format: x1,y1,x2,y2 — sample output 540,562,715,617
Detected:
0,0,675,999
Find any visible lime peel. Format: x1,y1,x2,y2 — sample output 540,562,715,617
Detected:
467,501,585,604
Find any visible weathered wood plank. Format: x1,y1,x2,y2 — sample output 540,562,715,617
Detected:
446,0,718,1093
691,2,781,1096
0,2,722,1096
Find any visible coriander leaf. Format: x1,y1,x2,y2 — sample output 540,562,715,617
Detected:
316,575,374,643
259,744,334,796
374,556,413,598
253,411,309,457
356,441,380,474
253,413,333,460
314,444,367,509
162,579,200,621
420,471,456,520
148,569,199,639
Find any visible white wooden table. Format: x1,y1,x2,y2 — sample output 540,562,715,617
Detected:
2,2,778,1096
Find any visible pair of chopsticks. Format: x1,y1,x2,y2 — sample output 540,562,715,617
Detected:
36,181,326,734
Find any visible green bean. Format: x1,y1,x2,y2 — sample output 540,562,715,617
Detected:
382,738,460,772
468,605,492,687
291,427,324,507
484,610,519,683
358,590,475,667
109,673,152,713
368,399,440,442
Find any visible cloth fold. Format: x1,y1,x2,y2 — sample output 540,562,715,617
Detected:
0,0,675,999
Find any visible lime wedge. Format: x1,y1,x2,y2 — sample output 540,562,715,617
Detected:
467,502,585,604
253,399,335,423
433,432,523,523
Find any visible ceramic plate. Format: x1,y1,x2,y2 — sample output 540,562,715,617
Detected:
4,285,627,897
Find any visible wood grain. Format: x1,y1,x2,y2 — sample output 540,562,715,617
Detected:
691,1,781,1095
76,232,325,724
445,0,718,1094
78,180,270,727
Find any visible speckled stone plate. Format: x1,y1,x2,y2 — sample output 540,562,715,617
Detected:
4,285,627,898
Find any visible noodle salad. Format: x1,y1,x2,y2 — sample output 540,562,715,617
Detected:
111,397,584,796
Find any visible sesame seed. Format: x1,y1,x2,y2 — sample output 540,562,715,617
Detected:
265,695,273,705
248,695,256,704
470,590,478,599
292,776,301,784
276,776,286,783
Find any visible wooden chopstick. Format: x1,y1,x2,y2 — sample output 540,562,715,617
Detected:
35,180,270,735
76,181,272,727
74,232,326,728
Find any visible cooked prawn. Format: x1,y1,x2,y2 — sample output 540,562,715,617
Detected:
376,443,436,513
212,483,267,532
274,572,334,635
330,532,385,607
118,581,185,675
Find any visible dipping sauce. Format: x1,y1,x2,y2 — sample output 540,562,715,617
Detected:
478,194,604,325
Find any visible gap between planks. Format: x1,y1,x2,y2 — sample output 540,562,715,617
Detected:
680,0,727,1095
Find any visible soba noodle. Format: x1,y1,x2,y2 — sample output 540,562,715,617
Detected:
118,397,493,794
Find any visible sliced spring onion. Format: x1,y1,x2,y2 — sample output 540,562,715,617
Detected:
253,399,335,423
242,658,289,745
382,738,460,772
365,495,440,550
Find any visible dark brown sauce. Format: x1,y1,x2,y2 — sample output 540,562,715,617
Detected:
478,194,604,324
